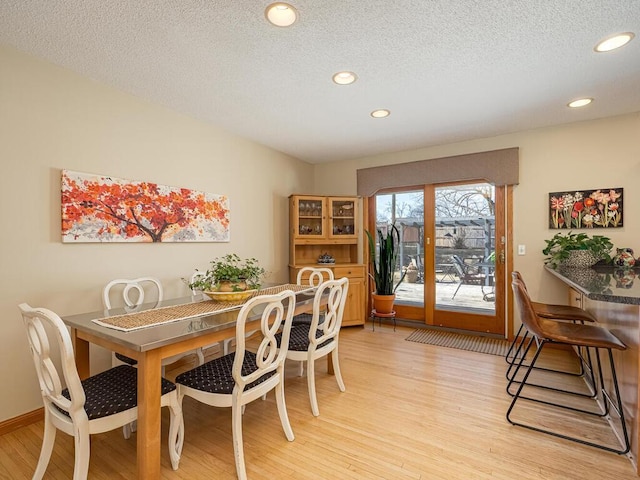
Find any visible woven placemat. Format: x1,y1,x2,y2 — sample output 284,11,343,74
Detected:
93,284,314,332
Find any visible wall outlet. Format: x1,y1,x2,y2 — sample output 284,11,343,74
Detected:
518,244,526,255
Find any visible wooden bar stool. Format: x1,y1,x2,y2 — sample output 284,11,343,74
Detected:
371,309,396,332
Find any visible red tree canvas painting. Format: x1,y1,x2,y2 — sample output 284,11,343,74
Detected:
61,170,230,243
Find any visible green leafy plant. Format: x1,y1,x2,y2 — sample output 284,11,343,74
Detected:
365,224,407,295
542,231,613,267
188,254,265,291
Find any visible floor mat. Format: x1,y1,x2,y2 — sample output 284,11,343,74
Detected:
405,328,510,356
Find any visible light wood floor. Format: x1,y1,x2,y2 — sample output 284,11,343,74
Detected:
1,324,637,479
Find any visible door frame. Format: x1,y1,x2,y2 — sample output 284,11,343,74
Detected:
365,183,513,338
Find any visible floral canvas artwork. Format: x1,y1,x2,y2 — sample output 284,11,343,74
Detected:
549,188,623,229
61,170,230,243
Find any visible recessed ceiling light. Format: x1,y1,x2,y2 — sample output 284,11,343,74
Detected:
594,32,635,52
265,3,298,27
332,71,357,85
567,98,593,108
371,109,390,118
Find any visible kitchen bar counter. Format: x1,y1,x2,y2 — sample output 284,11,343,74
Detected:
545,264,640,305
545,264,640,474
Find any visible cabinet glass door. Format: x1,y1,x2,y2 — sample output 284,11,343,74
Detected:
296,197,325,237
329,197,357,238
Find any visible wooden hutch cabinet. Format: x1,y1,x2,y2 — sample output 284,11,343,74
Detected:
289,195,366,327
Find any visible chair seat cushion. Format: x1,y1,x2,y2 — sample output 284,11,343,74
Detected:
57,365,176,420
291,313,325,326
115,353,138,365
277,324,333,351
175,352,275,395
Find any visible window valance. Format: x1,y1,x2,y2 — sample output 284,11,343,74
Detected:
356,148,519,197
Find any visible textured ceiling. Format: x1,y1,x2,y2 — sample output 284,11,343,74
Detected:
1,1,639,164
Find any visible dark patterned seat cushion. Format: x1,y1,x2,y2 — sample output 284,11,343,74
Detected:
56,365,176,420
115,353,138,365
291,313,325,327
175,352,275,395
276,324,333,352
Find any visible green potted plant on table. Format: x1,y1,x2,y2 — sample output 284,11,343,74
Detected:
189,254,265,294
542,231,613,268
365,224,407,313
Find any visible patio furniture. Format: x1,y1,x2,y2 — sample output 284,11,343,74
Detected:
451,255,486,299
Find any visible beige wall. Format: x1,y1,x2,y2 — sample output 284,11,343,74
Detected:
3,41,639,423
0,45,314,421
314,112,640,322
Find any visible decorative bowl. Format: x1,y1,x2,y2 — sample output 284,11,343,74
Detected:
204,289,257,302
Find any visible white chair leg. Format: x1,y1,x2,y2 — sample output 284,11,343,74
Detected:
275,381,295,441
306,359,320,417
167,397,184,470
33,412,56,480
195,347,205,366
72,426,90,480
231,399,247,480
223,338,233,356
122,423,131,439
298,361,304,377
332,348,346,392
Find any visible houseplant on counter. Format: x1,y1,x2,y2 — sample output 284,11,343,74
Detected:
366,224,407,313
188,254,266,300
542,231,613,268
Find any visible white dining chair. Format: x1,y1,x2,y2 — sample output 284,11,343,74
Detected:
278,277,348,416
173,290,296,480
103,276,205,370
291,267,335,374
18,303,184,479
103,276,203,439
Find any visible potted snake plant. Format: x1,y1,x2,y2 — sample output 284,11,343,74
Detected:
365,224,407,313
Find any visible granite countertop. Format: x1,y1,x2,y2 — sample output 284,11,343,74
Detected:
545,264,640,305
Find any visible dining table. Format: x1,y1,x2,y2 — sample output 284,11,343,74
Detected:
61,284,323,479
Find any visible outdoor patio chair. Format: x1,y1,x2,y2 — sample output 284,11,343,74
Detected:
451,255,486,299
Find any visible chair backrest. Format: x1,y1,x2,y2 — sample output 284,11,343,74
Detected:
452,254,469,269
232,290,296,392
103,277,163,309
511,271,528,291
511,278,545,338
296,267,334,286
452,260,466,278
19,303,88,424
308,277,349,347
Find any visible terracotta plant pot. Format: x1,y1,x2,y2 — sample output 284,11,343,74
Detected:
372,293,395,314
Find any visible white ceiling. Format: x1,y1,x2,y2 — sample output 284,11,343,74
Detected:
1,1,639,164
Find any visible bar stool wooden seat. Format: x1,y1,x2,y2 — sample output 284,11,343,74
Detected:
371,309,396,332
508,278,629,454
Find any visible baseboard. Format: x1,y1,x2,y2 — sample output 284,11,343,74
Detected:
0,408,43,436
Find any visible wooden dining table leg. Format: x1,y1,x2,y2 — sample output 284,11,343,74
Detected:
71,329,90,380
137,349,162,479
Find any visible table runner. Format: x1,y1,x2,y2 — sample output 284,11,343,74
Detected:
92,284,315,332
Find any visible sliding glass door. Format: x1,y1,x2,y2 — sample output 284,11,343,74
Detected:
371,181,506,335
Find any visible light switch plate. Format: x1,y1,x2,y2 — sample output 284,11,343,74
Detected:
518,244,526,255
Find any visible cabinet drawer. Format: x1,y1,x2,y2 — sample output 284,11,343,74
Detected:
334,266,364,279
